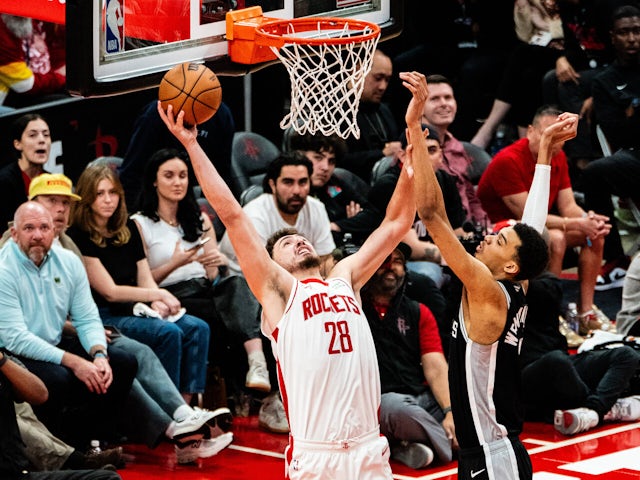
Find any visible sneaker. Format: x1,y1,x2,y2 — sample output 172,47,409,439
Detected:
246,360,271,392
258,392,289,434
175,432,234,464
167,407,231,440
558,315,584,348
604,395,640,422
84,446,125,469
591,305,617,333
391,441,434,469
595,269,626,291
554,408,599,435
194,406,233,437
578,311,603,336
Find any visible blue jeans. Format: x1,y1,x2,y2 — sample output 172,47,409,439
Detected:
108,335,186,447
99,307,209,394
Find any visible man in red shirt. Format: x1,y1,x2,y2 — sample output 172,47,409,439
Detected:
477,105,611,331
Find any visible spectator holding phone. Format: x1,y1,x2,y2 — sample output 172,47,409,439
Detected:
131,148,273,397
66,164,210,405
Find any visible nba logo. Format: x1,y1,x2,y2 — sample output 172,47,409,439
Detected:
105,0,125,54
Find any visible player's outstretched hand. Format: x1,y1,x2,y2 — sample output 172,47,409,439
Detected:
400,71,428,129
157,101,198,147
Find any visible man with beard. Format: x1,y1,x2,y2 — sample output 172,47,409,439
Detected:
362,242,456,470
0,202,137,448
0,14,66,106
157,69,424,478
219,152,336,276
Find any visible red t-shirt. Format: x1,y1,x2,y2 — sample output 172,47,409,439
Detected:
477,138,572,223
419,303,443,356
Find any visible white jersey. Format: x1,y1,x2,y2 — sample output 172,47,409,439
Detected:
264,277,382,443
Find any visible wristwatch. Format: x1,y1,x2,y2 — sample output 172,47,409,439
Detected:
92,349,109,360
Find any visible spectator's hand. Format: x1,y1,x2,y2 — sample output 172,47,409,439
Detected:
71,357,110,394
156,289,182,315
555,56,580,84
382,141,402,158
580,97,593,123
170,239,199,267
150,300,171,318
93,357,113,391
197,248,228,269
345,201,362,218
442,412,458,450
580,211,611,239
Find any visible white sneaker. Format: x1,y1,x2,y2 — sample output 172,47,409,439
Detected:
258,392,289,434
167,407,231,440
391,441,434,469
194,406,233,437
175,432,234,464
554,408,599,435
246,360,271,392
604,395,640,422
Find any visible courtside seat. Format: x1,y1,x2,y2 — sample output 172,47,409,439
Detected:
333,167,371,198
462,141,491,185
230,131,280,198
370,156,394,186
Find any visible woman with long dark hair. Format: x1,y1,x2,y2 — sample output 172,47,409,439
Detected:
67,163,210,404
131,148,275,404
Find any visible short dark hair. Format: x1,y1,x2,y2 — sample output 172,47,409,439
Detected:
532,105,562,126
289,132,347,164
262,152,313,192
611,5,640,29
512,223,549,280
266,227,299,257
426,74,452,87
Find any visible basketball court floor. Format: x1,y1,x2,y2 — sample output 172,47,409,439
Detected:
116,414,640,479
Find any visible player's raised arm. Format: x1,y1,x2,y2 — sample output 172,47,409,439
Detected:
157,103,292,307
331,72,422,292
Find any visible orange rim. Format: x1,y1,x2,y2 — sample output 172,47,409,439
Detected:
255,17,381,48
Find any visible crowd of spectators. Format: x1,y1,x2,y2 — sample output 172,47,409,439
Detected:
1,2,640,476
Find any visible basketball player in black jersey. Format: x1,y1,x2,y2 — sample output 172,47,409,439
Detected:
407,71,579,480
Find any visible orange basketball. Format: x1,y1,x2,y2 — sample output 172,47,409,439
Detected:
158,62,222,126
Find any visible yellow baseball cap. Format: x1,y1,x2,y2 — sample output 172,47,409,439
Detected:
28,173,81,201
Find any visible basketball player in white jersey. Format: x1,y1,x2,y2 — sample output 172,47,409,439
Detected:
158,72,430,478
410,72,579,480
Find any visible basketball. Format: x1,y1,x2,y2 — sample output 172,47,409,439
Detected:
158,62,222,126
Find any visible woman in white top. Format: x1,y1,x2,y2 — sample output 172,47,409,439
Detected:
132,148,273,396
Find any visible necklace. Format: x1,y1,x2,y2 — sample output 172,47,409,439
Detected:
157,212,178,227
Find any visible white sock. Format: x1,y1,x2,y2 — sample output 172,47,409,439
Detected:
173,404,193,422
248,350,267,366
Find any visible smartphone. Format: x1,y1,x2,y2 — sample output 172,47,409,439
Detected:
186,237,211,252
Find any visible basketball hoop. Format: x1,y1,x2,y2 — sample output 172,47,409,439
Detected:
254,17,381,139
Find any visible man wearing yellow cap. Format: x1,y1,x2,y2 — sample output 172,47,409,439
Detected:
0,173,83,255
0,173,233,467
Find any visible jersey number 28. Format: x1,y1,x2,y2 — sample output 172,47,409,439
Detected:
325,321,353,354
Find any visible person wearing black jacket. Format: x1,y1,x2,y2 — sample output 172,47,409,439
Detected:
362,243,456,470
581,5,640,285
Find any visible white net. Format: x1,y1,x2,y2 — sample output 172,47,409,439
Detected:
264,21,380,140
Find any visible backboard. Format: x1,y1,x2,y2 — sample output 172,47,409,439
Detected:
61,0,402,97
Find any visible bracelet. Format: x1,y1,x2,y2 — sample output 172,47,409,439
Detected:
442,406,452,415
0,352,7,368
92,349,109,360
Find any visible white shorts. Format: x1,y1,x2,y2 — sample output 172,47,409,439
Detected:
285,429,392,480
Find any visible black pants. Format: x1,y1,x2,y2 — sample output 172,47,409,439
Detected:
25,471,121,480
522,347,640,422
582,148,640,261
17,337,137,449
